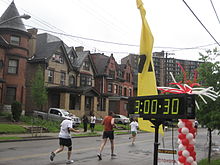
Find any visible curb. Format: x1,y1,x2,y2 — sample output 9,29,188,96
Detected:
0,133,103,143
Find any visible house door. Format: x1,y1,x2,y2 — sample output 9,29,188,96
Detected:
85,96,93,114
51,93,60,108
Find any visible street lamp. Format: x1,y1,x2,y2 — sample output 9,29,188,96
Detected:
0,14,31,26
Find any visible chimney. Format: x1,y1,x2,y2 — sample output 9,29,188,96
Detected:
27,28,38,57
75,46,84,52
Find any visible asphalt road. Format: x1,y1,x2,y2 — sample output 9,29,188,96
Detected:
0,128,219,165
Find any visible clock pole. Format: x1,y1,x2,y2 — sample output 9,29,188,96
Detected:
151,120,163,165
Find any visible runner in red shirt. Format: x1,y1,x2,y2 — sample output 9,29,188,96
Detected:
97,111,117,160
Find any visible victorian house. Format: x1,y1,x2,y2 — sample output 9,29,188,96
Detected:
26,31,105,118
91,53,134,116
0,2,30,110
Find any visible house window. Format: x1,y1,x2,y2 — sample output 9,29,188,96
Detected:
119,86,122,96
124,87,127,96
10,36,20,46
52,54,64,63
118,70,123,77
8,59,18,74
80,74,92,86
108,83,112,92
129,89,132,96
109,70,115,79
114,84,118,94
83,61,90,71
97,97,106,111
48,70,54,83
126,73,130,82
5,87,16,104
0,60,3,69
69,75,75,87
60,72,66,85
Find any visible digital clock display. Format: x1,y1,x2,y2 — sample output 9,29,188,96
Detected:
128,94,195,119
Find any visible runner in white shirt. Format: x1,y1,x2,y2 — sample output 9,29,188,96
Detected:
90,113,96,132
50,119,79,164
129,118,139,145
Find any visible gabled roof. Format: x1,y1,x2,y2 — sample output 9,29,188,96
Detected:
65,45,78,64
0,1,27,32
90,53,109,75
73,51,90,70
29,33,73,69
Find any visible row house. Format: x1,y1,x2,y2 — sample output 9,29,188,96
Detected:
26,32,106,118
0,2,30,110
91,53,134,116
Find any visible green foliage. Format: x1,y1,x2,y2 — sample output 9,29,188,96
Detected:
198,158,220,165
11,101,22,122
20,115,60,132
0,124,26,133
197,48,220,131
31,66,47,110
0,111,12,120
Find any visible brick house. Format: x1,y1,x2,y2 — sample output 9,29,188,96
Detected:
0,1,31,110
91,53,134,116
26,32,104,118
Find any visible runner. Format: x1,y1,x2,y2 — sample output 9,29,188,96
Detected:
50,119,79,164
97,111,117,160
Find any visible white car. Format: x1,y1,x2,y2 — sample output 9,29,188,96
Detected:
113,114,130,124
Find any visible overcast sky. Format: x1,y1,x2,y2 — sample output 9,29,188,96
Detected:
1,0,220,63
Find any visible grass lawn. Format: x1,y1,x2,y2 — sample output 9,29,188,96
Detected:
0,136,22,140
0,123,26,134
198,158,220,165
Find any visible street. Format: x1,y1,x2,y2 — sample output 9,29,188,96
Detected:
0,128,219,165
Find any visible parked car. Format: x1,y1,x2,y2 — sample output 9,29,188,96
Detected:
33,108,81,127
113,114,130,124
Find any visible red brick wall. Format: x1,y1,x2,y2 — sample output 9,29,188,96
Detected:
1,33,29,108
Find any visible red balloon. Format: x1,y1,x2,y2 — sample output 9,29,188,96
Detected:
178,133,186,139
186,144,194,152
192,155,196,161
178,128,182,133
182,119,188,122
178,156,186,163
185,121,193,128
182,139,189,146
178,150,183,156
190,151,196,157
189,128,196,134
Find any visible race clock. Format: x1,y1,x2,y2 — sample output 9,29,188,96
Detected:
128,94,195,119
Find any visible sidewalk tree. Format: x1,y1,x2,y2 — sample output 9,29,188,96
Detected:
31,66,47,111
197,48,220,163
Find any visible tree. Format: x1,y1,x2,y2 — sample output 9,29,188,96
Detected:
196,48,220,163
11,101,22,122
31,66,47,110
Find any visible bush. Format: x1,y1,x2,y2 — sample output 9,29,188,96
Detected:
11,101,22,122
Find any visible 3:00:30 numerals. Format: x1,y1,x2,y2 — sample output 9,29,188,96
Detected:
134,98,180,115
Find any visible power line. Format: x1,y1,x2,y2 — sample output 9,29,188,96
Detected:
2,0,218,54
182,0,220,47
209,0,220,24
25,23,218,51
